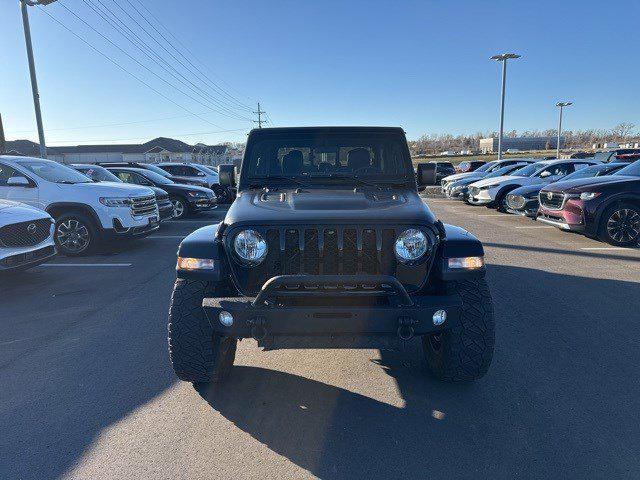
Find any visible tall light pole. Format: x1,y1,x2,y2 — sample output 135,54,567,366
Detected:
20,0,57,158
490,53,521,160
555,101,572,159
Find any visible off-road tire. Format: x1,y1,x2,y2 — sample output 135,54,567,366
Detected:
423,278,495,382
598,202,640,247
168,279,237,384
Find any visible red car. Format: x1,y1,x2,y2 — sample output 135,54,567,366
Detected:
537,161,640,246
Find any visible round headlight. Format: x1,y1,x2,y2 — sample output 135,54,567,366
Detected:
395,229,429,262
234,229,267,264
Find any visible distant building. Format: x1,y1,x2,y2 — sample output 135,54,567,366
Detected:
4,137,239,166
479,136,564,154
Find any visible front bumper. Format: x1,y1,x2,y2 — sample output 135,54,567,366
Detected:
187,198,217,211
202,275,462,345
0,244,56,270
103,217,160,240
158,204,175,221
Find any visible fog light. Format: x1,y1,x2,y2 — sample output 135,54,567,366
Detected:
432,310,447,326
219,311,234,327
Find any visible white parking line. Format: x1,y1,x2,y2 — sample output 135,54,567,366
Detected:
514,226,554,229
147,235,185,239
165,220,215,224
580,247,638,251
39,263,132,267
477,214,507,217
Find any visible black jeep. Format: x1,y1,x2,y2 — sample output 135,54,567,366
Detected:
168,127,494,384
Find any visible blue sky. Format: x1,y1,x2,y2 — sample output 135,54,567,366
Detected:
1,0,639,146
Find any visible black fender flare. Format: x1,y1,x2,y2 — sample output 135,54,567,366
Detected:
435,224,486,281
176,222,225,281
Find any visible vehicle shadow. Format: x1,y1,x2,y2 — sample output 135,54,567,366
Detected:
197,264,640,479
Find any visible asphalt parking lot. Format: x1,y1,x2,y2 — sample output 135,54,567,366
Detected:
2,200,639,480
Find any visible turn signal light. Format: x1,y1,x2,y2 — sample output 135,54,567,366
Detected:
176,257,215,271
448,256,484,270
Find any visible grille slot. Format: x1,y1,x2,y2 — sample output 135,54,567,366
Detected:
131,195,157,217
0,218,51,247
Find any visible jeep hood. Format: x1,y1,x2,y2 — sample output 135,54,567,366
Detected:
224,188,436,225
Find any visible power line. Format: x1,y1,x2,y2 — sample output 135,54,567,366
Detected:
253,102,266,128
61,1,252,123
36,6,229,130
89,0,253,121
136,0,256,111
45,127,249,144
6,113,204,134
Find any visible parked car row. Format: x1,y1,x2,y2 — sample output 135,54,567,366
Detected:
440,156,640,247
0,156,226,270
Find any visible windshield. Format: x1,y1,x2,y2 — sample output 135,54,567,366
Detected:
485,164,525,178
144,164,173,178
508,163,540,176
614,160,640,177
139,169,175,185
18,160,92,184
77,165,122,183
475,161,498,173
201,165,219,176
242,133,413,188
561,164,612,181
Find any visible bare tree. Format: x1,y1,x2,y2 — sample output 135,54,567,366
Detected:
611,122,636,141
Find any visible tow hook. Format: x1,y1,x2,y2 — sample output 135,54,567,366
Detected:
397,317,417,341
248,317,267,341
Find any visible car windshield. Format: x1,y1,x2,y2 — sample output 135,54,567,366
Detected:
474,161,497,173
561,164,612,181
77,165,121,182
486,164,525,178
242,133,413,187
144,164,173,178
18,160,92,184
509,163,539,176
139,169,175,185
200,166,219,177
614,160,640,177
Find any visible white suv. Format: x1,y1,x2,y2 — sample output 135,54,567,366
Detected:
0,156,159,256
0,199,56,271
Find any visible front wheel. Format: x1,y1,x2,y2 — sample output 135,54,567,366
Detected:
168,279,237,384
598,202,640,247
170,196,188,219
54,213,96,256
423,278,495,382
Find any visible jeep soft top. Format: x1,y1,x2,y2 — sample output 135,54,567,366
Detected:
168,127,495,385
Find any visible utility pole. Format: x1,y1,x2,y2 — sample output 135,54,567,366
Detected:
555,102,572,159
20,0,57,158
0,114,6,154
253,102,266,128
490,53,521,160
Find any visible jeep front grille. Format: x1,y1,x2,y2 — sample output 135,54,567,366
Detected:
226,225,436,296
131,195,157,216
539,191,565,210
0,218,52,247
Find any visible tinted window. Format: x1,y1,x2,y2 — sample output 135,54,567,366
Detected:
77,165,121,182
158,165,180,175
243,133,412,184
536,163,574,178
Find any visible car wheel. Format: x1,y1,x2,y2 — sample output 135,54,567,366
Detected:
168,279,237,384
423,278,495,382
598,203,640,247
494,190,511,212
54,213,95,256
171,197,188,219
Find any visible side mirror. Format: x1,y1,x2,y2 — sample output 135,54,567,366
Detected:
416,163,437,186
7,176,31,187
218,164,236,187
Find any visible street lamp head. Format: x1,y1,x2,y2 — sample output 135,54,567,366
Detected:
491,53,522,61
556,101,573,107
